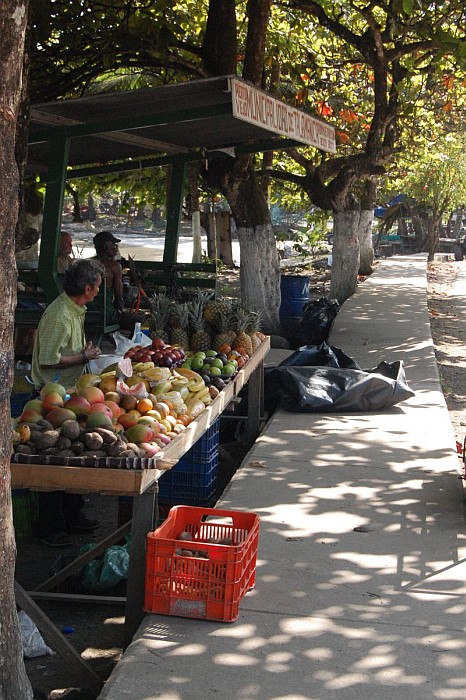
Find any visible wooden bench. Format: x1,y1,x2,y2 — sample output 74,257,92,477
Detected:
15,272,119,347
132,261,217,299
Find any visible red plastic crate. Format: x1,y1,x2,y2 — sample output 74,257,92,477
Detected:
145,505,260,622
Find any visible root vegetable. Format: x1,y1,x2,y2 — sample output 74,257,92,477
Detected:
56,436,72,451
83,432,104,451
34,430,60,451
60,420,81,440
94,428,118,445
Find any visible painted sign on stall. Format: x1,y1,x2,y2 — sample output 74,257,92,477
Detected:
229,77,336,154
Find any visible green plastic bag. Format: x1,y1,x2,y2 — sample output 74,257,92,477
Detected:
81,537,130,591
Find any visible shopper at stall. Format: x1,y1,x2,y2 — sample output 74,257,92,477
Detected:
31,258,103,390
57,230,74,273
92,230,125,323
32,258,104,546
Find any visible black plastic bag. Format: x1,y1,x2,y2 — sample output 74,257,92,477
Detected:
271,360,414,413
264,342,358,415
293,297,340,347
279,343,360,370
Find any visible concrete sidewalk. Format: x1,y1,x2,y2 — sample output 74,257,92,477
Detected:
100,255,466,700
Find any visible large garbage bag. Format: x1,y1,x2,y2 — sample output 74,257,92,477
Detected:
293,297,340,347
271,360,414,413
278,343,360,370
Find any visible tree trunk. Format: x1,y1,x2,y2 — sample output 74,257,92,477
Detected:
192,210,203,262
358,208,374,275
65,182,83,223
189,164,202,263
422,215,440,262
216,211,234,267
358,178,375,275
0,2,34,698
236,223,281,334
330,210,360,303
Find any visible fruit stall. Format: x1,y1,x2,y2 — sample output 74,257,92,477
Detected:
10,334,270,654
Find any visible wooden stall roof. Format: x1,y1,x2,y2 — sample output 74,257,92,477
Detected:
27,75,336,175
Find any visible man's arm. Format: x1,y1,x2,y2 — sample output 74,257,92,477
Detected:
110,260,124,312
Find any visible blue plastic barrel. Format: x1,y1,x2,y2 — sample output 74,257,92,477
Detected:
279,275,309,336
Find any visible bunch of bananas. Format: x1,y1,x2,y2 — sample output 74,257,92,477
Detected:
174,369,212,405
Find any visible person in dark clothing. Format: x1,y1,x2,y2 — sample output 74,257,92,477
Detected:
92,230,125,323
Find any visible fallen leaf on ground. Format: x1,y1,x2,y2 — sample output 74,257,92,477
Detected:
249,460,268,469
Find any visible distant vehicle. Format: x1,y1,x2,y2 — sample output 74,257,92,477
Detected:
454,229,466,260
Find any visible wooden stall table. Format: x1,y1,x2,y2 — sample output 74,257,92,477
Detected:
11,337,270,672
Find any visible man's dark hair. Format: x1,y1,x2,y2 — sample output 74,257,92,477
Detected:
63,259,104,296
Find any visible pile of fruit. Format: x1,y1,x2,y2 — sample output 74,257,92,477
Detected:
11,363,216,463
10,298,268,467
148,291,267,358
124,338,186,368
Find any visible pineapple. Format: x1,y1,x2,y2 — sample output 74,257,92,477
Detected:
232,308,254,356
188,300,212,352
149,294,173,343
245,310,263,353
204,295,234,327
213,309,237,351
169,302,190,350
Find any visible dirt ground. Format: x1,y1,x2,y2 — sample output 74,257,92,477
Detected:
16,257,466,699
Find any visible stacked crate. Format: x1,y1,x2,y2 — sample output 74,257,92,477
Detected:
158,419,220,510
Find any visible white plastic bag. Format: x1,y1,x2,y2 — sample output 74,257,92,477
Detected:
18,610,55,658
88,353,122,374
112,330,152,357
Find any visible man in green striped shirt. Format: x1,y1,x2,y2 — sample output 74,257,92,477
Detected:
32,259,103,389
31,259,106,546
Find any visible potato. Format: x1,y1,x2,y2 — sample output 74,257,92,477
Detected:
83,432,104,451
125,442,143,457
37,419,54,431
34,430,60,451
70,440,85,455
178,531,193,542
107,439,128,457
56,436,72,451
117,449,137,458
60,420,81,440
94,428,118,445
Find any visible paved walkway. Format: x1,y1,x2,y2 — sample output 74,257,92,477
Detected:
99,255,466,700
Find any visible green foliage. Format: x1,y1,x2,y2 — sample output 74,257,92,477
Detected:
396,136,466,221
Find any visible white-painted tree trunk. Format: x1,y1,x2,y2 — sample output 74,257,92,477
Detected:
191,210,203,263
330,210,361,303
358,208,374,275
236,223,281,334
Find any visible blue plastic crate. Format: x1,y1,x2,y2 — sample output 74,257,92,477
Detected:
158,452,219,505
186,419,220,463
10,393,32,418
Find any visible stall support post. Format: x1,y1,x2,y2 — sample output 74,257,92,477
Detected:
123,488,158,648
246,360,265,444
163,158,187,264
38,132,70,302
